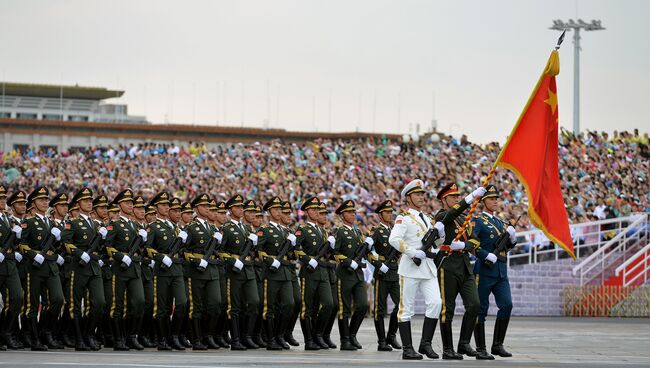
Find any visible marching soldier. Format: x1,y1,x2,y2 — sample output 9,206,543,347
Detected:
132,196,156,348
104,189,147,351
332,200,370,351
472,185,517,358
243,200,267,348
0,186,25,350
368,200,402,352
279,200,300,347
8,191,29,348
388,179,445,360
210,200,231,348
293,197,333,350
315,201,338,349
99,198,117,348
434,183,489,359
172,198,193,349
221,194,260,350
49,193,71,348
182,194,223,350
61,188,107,351
18,187,65,351
256,196,295,350
144,192,187,351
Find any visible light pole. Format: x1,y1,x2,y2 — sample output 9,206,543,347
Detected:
549,19,605,136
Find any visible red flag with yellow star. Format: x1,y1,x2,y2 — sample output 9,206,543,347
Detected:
495,50,575,259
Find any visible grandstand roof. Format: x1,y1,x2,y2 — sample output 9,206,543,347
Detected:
0,81,124,100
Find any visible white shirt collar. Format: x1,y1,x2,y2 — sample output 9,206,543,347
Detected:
80,213,91,222
307,221,318,228
482,211,494,219
120,215,130,222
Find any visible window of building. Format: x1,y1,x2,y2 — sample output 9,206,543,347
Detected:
43,114,64,120
16,113,37,119
0,112,10,118
69,115,89,122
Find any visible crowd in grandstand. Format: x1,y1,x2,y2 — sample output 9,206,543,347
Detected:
1,128,648,240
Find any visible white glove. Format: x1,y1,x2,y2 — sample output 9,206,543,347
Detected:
327,235,336,249
506,226,517,243
211,231,221,243
0,252,4,263
34,253,45,265
434,222,445,239
50,227,62,241
465,186,487,204
248,233,258,246
287,233,297,246
234,259,244,270
14,252,23,262
99,260,104,267
379,263,389,274
179,230,188,243
364,237,374,247
138,229,148,242
12,225,22,239
80,252,91,264
122,254,132,266
450,240,466,251
199,259,208,269
349,260,359,270
162,256,172,268
99,227,108,239
414,250,426,259
486,253,498,263
271,259,281,269
149,260,155,268
56,255,65,266
308,258,318,269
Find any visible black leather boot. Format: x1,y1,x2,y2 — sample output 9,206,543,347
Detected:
29,317,48,351
440,322,463,360
1,312,21,350
385,310,401,349
112,318,129,351
204,314,220,350
474,322,495,360
457,314,478,357
274,314,290,349
156,318,171,351
322,308,337,349
491,318,512,357
301,318,320,350
265,318,283,350
374,318,392,351
398,321,422,360
349,312,364,349
313,312,329,349
417,317,439,359
229,316,247,351
241,316,259,349
284,305,300,347
191,318,207,350
338,317,356,351
252,315,266,348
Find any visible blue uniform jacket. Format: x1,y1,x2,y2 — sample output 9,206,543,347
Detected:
472,212,511,279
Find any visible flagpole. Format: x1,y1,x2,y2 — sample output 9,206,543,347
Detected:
452,31,567,242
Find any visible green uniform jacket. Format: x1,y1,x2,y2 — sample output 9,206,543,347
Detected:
145,219,184,277
434,200,480,274
333,225,365,282
368,224,400,282
221,220,256,281
61,215,102,277
183,219,220,281
257,222,293,281
19,215,60,277
294,222,329,281
0,213,19,275
104,217,142,280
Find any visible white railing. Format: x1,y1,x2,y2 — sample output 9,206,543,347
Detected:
615,243,650,287
507,213,648,268
571,214,649,285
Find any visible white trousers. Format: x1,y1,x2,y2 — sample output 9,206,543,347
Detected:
397,276,442,322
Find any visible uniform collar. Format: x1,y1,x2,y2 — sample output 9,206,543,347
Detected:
407,208,422,216
482,211,494,219
380,222,391,229
342,223,354,231
307,221,318,228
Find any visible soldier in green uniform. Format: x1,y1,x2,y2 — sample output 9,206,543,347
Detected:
293,196,333,351
144,192,187,351
48,193,70,348
104,189,147,351
314,201,337,349
18,187,65,351
256,196,295,350
132,196,156,348
182,193,223,350
61,188,107,351
368,200,402,352
209,200,231,348
242,200,267,348
172,198,193,349
332,200,370,351
98,197,116,348
7,191,29,349
180,202,194,226
434,183,487,360
279,200,300,347
221,194,260,350
0,186,25,350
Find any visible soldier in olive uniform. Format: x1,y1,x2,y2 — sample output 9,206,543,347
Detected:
314,201,337,349
434,183,488,360
241,200,267,349
182,194,223,351
221,194,260,350
368,200,402,352
332,200,371,351
99,198,117,347
144,192,187,351
256,196,295,350
49,193,71,348
6,191,28,349
18,187,65,351
293,196,334,351
171,198,193,349
61,188,107,351
0,186,25,350
472,185,517,358
132,196,156,348
279,200,300,347
209,200,231,348
104,189,147,351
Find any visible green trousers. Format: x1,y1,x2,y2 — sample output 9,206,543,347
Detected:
301,277,332,320
26,263,64,319
337,277,368,319
373,277,400,320
188,276,221,320
438,266,479,324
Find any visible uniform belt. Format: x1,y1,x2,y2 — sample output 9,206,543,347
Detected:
439,245,465,254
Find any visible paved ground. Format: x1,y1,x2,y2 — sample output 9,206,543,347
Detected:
1,317,649,368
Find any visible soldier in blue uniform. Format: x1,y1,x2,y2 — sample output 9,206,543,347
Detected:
472,185,518,358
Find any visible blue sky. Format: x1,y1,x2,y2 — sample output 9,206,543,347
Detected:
1,0,647,143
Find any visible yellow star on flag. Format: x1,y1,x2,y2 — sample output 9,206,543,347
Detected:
544,89,558,115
